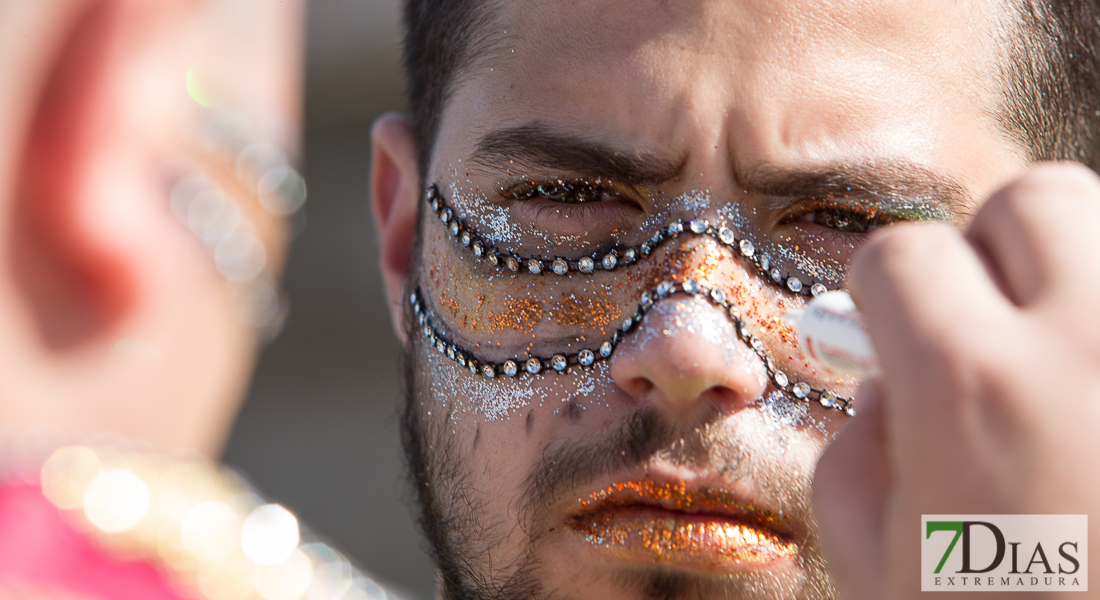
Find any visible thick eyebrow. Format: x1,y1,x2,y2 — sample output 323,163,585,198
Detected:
737,160,972,216
471,124,971,216
470,123,686,185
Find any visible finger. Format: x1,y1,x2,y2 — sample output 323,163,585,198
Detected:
966,162,1100,307
848,222,1014,423
813,383,889,600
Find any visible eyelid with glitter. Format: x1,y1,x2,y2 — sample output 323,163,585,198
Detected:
776,197,924,235
497,177,647,242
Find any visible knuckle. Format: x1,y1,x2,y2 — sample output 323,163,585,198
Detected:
853,223,958,283
992,163,1100,211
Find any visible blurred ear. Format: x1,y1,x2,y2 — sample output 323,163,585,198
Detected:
12,0,148,348
370,113,420,343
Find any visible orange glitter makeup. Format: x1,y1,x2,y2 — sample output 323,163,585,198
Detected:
553,294,622,329
566,481,798,570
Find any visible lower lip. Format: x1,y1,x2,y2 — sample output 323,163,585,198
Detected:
567,507,798,571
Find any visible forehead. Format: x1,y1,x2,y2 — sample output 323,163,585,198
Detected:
436,0,1024,191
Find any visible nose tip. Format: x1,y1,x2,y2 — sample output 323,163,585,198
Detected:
609,295,769,417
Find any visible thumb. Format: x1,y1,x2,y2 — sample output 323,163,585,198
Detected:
813,382,891,600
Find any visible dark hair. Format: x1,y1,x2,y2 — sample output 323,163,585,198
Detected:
1001,0,1100,171
401,0,499,180
401,1,1100,177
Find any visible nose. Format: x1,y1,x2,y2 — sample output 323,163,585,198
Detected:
609,292,769,420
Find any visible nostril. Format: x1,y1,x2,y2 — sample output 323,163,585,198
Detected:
621,377,654,401
704,385,744,410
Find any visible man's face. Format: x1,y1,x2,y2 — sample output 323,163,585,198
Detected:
407,1,1027,598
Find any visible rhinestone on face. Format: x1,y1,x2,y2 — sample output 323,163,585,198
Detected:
657,281,674,297
602,253,618,270
729,305,741,320
456,353,466,368
418,313,427,326
786,276,803,293
551,354,568,371
526,358,542,375
770,268,783,283
488,252,499,266
738,321,752,340
667,222,684,236
447,346,456,360
811,283,827,297
441,208,452,224
482,364,496,378
528,259,543,274
759,256,770,271
473,241,483,257
819,391,836,408
468,360,479,373
640,292,654,309
689,219,707,234
503,360,519,377
436,340,446,354
552,258,569,275
449,221,460,236
751,336,764,351
640,243,652,256
621,318,633,332
461,231,472,247
599,341,613,358
506,256,520,272
410,291,418,306
683,279,699,295
845,404,856,417
622,248,636,264
719,227,736,245
739,239,755,257
792,382,811,399
711,288,727,304
578,349,595,366
773,370,789,388
430,196,441,213
578,257,595,273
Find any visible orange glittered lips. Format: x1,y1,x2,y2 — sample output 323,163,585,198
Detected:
565,480,799,571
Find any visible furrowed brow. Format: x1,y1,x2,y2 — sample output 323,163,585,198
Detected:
737,160,973,217
470,124,686,185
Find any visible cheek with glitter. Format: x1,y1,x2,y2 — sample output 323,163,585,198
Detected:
425,345,619,423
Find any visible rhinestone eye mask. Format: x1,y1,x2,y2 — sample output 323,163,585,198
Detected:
416,183,857,417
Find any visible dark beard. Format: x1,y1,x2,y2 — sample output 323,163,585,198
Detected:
401,338,838,600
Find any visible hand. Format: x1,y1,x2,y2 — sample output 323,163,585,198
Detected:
813,163,1100,599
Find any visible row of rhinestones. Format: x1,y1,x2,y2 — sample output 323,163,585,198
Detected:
410,282,855,416
427,185,831,297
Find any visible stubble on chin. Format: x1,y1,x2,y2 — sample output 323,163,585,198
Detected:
402,343,838,600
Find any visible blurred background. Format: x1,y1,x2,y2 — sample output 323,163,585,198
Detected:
220,1,435,598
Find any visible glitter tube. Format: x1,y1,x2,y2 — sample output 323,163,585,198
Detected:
785,291,881,378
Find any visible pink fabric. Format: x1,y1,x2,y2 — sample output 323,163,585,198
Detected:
0,482,191,600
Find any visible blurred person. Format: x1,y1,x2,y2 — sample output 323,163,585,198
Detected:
370,0,1100,599
0,2,393,599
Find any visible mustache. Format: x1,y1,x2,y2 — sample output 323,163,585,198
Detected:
519,404,815,532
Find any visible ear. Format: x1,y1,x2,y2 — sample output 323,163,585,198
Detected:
371,113,420,344
13,0,152,348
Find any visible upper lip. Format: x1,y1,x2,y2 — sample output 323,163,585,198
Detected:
566,478,802,542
